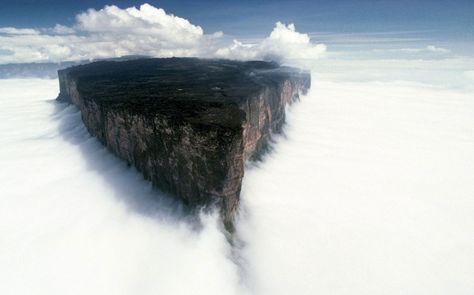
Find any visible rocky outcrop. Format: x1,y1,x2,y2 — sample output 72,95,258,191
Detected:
57,58,310,226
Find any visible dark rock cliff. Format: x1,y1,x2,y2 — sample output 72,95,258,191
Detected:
57,57,310,226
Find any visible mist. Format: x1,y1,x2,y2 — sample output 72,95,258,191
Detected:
237,78,474,294
0,79,245,295
1,57,473,294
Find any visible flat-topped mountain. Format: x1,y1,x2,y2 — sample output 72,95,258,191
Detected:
57,58,310,227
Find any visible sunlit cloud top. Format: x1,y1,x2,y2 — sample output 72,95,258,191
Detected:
0,3,326,65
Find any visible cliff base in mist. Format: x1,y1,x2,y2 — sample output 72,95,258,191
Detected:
57,57,310,225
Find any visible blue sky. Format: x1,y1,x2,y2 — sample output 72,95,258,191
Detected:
0,0,472,39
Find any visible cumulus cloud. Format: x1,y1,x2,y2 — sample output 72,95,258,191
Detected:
0,3,325,65
215,22,327,63
262,22,327,60
75,4,204,47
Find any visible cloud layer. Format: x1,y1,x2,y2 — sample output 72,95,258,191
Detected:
237,77,474,295
0,3,326,65
2,61,473,294
0,79,248,295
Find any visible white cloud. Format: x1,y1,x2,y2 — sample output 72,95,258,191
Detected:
215,22,327,64
50,24,75,35
0,27,39,35
75,4,204,47
464,70,474,81
373,45,451,54
0,3,204,63
0,79,247,295
0,3,325,65
261,22,327,61
238,76,474,295
399,45,450,53
215,40,258,60
425,45,450,53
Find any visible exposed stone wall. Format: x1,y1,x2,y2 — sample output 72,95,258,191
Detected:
57,60,310,225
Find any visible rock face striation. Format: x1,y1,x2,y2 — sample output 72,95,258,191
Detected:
57,58,310,225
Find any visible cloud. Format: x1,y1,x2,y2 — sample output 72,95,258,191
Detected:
0,48,14,56
0,3,325,65
215,22,327,63
75,4,204,47
0,27,39,35
373,45,451,54
399,45,450,53
50,24,76,35
464,70,474,81
0,78,248,295
238,76,474,295
425,45,450,53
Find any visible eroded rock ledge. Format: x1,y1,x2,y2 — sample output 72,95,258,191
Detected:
57,58,310,225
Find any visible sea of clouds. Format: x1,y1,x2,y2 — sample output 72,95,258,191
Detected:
1,3,473,295
0,79,248,295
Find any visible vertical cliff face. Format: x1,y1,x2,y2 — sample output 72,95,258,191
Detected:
57,58,310,225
